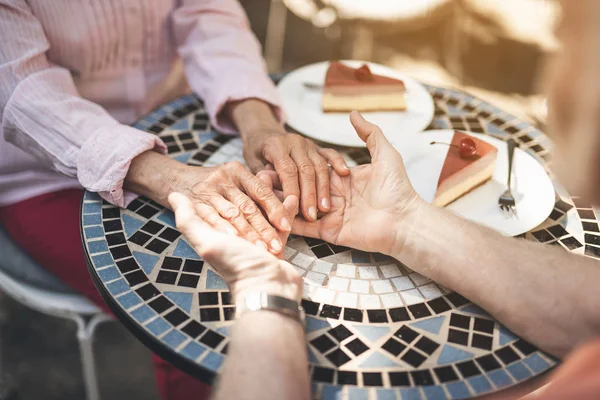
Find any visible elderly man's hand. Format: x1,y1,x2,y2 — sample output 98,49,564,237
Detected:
259,112,425,256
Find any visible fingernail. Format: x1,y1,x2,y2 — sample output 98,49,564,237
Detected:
280,217,292,231
308,207,318,220
270,239,283,252
321,198,329,210
342,164,350,170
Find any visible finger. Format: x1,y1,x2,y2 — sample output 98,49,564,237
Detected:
264,146,301,205
290,216,322,239
226,186,284,254
193,202,238,236
349,110,398,162
244,155,266,174
265,163,275,171
208,193,267,247
290,149,318,221
258,171,273,190
308,149,331,212
318,147,351,176
257,170,282,190
276,195,300,255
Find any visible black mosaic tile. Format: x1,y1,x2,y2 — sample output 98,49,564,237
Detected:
159,228,181,242
427,297,451,314
200,331,225,348
311,244,334,258
213,135,230,144
135,283,160,300
549,209,564,221
304,237,325,247
199,292,219,306
584,245,600,258
192,152,210,163
434,366,459,383
312,367,334,383
103,219,123,233
161,257,182,271
578,208,597,220
102,208,120,219
178,132,193,140
456,360,481,378
106,232,127,246
529,144,545,153
123,270,147,286
199,308,220,322
183,260,204,273
367,309,388,323
514,339,537,356
223,307,235,321
127,198,144,212
414,336,440,355
156,270,178,285
116,257,139,274
326,348,351,367
410,369,434,386
164,309,189,326
395,326,419,344
531,229,554,243
141,221,163,234
408,304,431,319
446,98,459,107
181,320,206,339
137,205,160,219
489,118,504,126
445,292,469,307
448,329,469,346
476,354,502,371
203,143,219,153
382,338,406,356
146,239,170,254
337,371,357,385
401,349,426,368
471,333,493,350
182,141,198,151
167,144,180,154
582,221,600,232
311,335,336,353
345,338,368,356
177,273,200,288
160,135,176,143
343,308,363,322
389,371,410,386
547,224,569,238
561,236,583,250
220,292,232,305
477,110,491,119
504,125,520,134
495,346,521,365
362,372,383,387
108,245,130,260
450,313,471,329
301,300,319,316
329,244,350,254
554,199,573,213
585,233,600,247
320,305,341,319
158,117,175,126
147,125,163,134
128,231,152,246
149,296,174,313
389,307,411,322
220,344,228,355
473,318,494,334
329,325,353,342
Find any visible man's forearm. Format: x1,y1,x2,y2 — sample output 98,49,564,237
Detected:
394,204,600,357
225,98,285,142
212,311,309,400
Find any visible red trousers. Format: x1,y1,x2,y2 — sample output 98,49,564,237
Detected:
0,189,211,400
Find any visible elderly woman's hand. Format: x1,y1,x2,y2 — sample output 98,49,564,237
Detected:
169,192,303,302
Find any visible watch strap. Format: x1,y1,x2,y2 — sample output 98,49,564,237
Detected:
235,292,305,326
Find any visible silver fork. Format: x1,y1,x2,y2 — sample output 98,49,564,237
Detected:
498,139,518,217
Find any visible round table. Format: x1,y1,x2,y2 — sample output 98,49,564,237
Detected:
82,80,597,399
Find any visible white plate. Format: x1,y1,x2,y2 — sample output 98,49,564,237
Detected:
395,130,555,236
277,60,435,148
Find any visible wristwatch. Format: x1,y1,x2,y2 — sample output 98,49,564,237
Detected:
235,292,305,326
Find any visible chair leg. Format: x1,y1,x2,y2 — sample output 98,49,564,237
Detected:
264,0,288,73
73,313,112,400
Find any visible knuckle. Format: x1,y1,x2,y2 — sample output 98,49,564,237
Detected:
280,160,298,176
224,161,244,173
254,182,273,200
298,162,315,175
239,199,258,215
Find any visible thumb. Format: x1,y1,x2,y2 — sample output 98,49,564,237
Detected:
349,110,398,162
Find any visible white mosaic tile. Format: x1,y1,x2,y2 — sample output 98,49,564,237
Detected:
420,283,443,299
335,292,358,308
409,272,431,286
401,289,425,305
312,260,333,275
292,252,314,269
380,264,403,278
328,277,349,291
313,287,336,304
371,279,394,294
391,276,415,291
284,247,297,261
336,264,356,278
305,271,326,286
358,266,379,279
349,279,370,294
294,266,307,276
360,294,382,309
381,293,404,308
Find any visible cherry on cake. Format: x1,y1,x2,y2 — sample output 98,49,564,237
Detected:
322,62,407,112
432,131,498,207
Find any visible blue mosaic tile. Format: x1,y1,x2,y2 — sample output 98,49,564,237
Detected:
162,330,187,348
351,251,371,263
409,316,446,335
180,341,207,360
106,279,130,296
156,210,177,228
88,240,109,254
116,292,142,309
169,118,190,131
98,266,120,282
306,316,331,333
173,239,201,260
376,389,396,400
206,270,227,290
83,202,101,213
359,351,401,368
348,388,369,400
322,385,343,400
445,382,471,399
131,305,156,323
83,213,102,226
173,153,192,164
85,226,105,239
487,369,513,388
458,304,490,317
197,131,217,144
202,351,224,371
307,347,319,363
423,386,446,400
163,292,193,314
133,251,159,274
467,376,492,394
437,344,474,365
85,192,101,201
353,325,391,342
523,353,550,374
215,326,230,337
92,253,114,268
145,318,171,336
399,388,422,400
507,362,532,381
122,214,145,237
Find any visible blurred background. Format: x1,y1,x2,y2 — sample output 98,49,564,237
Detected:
0,0,559,399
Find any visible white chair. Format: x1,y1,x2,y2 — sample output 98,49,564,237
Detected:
0,226,112,400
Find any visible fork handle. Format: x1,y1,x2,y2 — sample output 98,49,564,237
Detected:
506,139,517,189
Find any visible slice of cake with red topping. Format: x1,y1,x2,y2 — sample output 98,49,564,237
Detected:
322,62,406,112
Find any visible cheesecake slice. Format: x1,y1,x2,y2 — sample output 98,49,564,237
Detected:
322,62,406,112
433,131,498,207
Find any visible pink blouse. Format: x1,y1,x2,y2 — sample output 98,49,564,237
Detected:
0,0,282,207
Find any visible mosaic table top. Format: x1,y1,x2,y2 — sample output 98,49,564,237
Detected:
82,81,600,400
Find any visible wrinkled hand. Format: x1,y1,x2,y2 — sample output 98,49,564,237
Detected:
243,132,351,221
175,161,293,254
169,192,303,302
259,112,424,255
